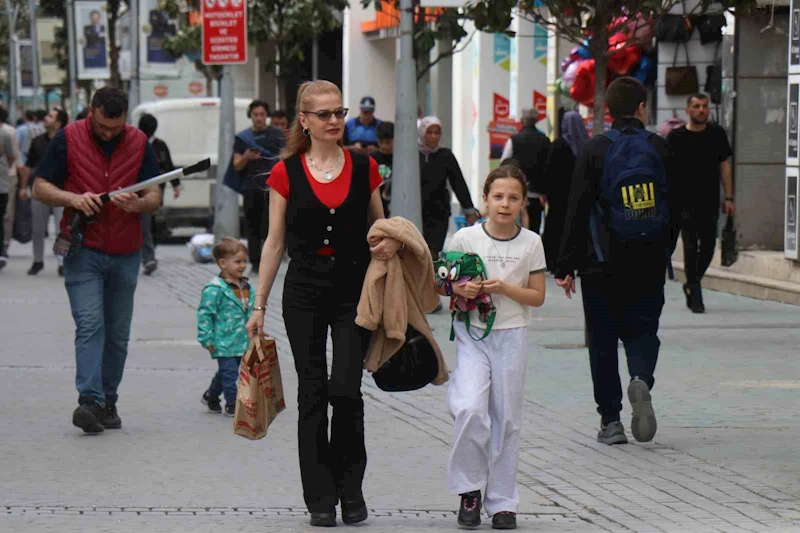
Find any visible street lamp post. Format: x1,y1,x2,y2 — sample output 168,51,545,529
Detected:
66,0,79,119
391,0,422,229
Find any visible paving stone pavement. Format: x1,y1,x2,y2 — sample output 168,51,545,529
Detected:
2,242,800,533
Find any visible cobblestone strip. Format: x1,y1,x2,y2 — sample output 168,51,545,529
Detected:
153,257,800,533
1,506,580,523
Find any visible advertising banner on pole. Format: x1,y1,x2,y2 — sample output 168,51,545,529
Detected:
787,167,799,260
75,0,111,80
787,76,800,166
140,0,180,76
36,18,66,86
791,0,800,74
16,40,36,96
202,0,247,65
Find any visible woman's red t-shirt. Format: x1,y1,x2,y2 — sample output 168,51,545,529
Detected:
267,150,383,255
267,150,382,208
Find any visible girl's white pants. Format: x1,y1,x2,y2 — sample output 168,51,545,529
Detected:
447,322,528,516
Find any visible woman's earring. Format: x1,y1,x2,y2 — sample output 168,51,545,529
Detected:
302,128,310,136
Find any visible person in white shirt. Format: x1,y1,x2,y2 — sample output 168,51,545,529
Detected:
435,164,546,530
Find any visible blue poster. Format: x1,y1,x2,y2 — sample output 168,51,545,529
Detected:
533,24,547,61
494,34,511,68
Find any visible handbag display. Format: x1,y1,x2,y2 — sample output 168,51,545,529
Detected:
704,42,723,105
696,13,726,45
372,325,439,392
721,215,738,267
665,43,699,96
656,2,694,43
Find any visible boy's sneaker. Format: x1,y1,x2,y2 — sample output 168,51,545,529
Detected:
597,421,628,445
202,391,222,413
457,490,482,529
492,512,517,530
628,378,657,442
102,402,122,429
224,403,236,417
72,404,105,434
143,260,158,276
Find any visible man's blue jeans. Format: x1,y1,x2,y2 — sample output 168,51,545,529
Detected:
63,246,141,407
208,356,242,406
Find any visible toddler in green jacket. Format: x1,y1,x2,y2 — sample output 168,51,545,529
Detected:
197,238,255,416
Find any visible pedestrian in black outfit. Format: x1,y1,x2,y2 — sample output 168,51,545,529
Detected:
554,77,680,446
137,113,180,275
501,108,551,233
418,115,478,258
233,100,284,272
246,80,401,528
667,93,734,313
543,110,588,271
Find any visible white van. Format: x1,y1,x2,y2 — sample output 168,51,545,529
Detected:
130,97,253,235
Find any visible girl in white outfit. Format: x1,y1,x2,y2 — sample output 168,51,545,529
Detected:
437,165,546,530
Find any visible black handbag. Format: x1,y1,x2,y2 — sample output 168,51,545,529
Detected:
721,215,738,267
12,197,32,244
665,43,699,96
695,13,726,45
656,2,694,43
704,43,722,105
372,325,439,392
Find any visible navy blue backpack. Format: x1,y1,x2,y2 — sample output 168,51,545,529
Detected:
589,128,673,275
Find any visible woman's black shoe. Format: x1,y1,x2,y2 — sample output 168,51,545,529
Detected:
309,511,337,527
341,496,368,525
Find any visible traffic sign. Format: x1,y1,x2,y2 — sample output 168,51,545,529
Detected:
202,0,247,65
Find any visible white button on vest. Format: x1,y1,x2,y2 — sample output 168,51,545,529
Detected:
329,208,335,214
327,226,333,231
324,239,330,245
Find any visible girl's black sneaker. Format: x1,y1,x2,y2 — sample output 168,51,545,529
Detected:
492,511,517,530
457,490,482,528
201,391,222,413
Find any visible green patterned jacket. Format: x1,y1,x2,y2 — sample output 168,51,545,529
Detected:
197,276,255,358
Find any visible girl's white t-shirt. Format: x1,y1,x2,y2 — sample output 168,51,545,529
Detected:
447,223,547,330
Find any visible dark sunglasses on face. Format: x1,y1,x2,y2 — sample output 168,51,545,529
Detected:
303,107,348,121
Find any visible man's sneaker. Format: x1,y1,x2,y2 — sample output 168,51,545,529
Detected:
103,403,122,429
143,260,158,276
28,262,44,275
597,421,628,445
224,403,235,417
72,404,105,434
492,512,517,530
0,255,7,271
457,490,482,529
202,391,222,413
628,378,657,442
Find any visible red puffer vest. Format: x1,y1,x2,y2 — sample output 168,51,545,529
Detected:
60,119,148,255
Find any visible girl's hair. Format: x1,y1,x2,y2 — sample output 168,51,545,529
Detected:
483,164,528,198
281,80,343,159
212,237,247,262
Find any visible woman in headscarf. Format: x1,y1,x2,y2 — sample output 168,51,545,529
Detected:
543,109,588,271
418,116,479,261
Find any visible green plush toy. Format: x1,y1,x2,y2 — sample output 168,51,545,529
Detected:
433,251,496,341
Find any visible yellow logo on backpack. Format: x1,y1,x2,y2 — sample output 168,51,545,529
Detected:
621,182,656,219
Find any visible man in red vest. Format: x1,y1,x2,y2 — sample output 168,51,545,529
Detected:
33,87,161,434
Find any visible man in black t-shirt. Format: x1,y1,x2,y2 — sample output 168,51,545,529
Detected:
232,100,284,272
372,121,394,216
667,93,735,313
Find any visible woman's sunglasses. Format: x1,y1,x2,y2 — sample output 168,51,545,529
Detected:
302,108,349,121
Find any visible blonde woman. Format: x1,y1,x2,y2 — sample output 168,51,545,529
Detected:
246,80,400,527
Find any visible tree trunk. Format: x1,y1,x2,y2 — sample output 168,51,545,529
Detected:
107,0,122,89
592,47,608,136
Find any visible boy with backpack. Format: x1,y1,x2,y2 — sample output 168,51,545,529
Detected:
553,77,679,446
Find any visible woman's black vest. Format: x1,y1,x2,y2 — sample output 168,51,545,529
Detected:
283,152,372,264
